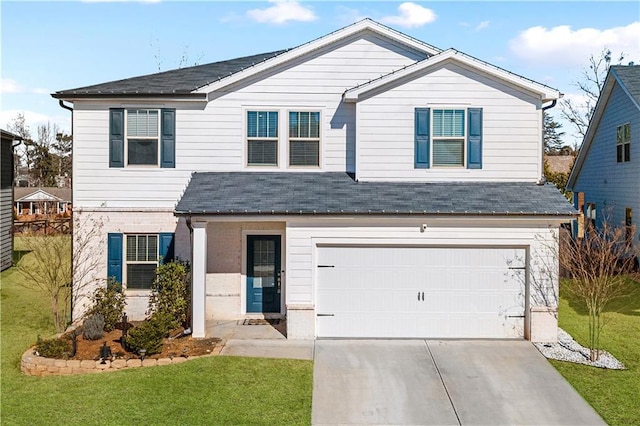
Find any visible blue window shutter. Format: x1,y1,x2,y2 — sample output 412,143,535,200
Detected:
467,108,483,169
109,109,124,168
159,233,175,264
161,109,176,168
107,233,123,285
415,108,430,169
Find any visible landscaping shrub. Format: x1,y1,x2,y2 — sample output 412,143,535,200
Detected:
147,260,190,329
85,278,126,331
82,313,104,340
123,315,169,356
35,336,72,359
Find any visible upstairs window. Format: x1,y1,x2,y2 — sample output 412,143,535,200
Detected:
247,111,278,166
109,108,175,168
414,108,482,169
127,109,159,165
289,111,320,167
617,123,631,162
432,109,465,167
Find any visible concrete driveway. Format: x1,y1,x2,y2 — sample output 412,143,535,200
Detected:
312,340,605,425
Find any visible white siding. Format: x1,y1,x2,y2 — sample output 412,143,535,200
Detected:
72,32,426,209
357,63,543,181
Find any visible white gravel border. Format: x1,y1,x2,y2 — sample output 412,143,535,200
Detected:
534,328,625,370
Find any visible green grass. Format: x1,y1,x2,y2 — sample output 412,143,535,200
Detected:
552,278,640,425
1,244,313,425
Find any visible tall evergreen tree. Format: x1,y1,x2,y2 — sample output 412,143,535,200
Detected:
543,112,566,154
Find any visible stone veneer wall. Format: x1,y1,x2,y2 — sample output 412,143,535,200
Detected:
21,346,222,376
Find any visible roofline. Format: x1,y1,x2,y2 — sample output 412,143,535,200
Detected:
611,66,640,110
343,49,561,102
174,210,578,217
15,189,64,202
195,19,442,97
1,129,23,141
52,92,207,101
566,68,637,190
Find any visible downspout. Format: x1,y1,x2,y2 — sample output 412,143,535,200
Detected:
57,100,74,324
538,99,557,185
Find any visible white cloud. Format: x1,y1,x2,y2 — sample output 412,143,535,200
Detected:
475,20,489,31
246,1,316,24
1,110,71,136
509,22,640,67
379,2,436,29
1,78,49,95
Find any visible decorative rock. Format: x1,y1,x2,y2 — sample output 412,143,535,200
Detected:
171,357,188,364
66,360,81,369
126,359,142,368
157,358,172,366
58,367,73,375
80,360,95,369
40,357,55,366
96,360,111,370
54,360,67,367
142,359,157,367
111,359,127,369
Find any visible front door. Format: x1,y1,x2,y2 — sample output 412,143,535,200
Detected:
247,235,282,313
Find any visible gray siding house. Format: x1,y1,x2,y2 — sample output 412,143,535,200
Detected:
1,129,22,271
567,65,640,242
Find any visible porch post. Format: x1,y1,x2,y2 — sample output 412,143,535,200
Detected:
192,222,207,338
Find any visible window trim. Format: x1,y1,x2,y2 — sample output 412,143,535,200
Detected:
287,109,321,168
125,108,161,167
124,234,159,291
431,107,467,168
616,122,631,163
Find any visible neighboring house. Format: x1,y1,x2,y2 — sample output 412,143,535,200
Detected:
14,187,72,218
567,65,640,242
1,129,22,271
53,20,576,341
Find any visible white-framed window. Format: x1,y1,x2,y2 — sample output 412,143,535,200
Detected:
432,109,465,167
126,109,160,166
125,234,158,290
247,111,278,166
617,123,631,163
289,111,320,167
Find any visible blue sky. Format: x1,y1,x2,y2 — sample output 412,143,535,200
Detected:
1,1,639,146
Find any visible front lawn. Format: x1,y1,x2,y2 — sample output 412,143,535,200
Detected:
1,244,313,425
553,278,640,425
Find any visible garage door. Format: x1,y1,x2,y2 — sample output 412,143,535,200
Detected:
316,246,526,339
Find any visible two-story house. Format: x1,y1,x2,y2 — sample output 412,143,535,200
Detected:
53,20,575,341
567,65,640,243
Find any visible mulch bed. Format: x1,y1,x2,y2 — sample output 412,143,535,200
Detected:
67,328,221,361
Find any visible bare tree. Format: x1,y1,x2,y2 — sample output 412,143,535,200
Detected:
558,220,637,361
16,214,105,333
560,48,627,143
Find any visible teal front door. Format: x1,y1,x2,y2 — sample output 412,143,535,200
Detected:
247,235,281,313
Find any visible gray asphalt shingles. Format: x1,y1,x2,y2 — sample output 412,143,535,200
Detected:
53,50,287,96
612,65,640,107
175,172,577,216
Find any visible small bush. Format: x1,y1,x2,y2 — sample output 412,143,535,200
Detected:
123,315,169,356
35,336,72,359
147,260,190,329
82,313,105,340
85,278,126,331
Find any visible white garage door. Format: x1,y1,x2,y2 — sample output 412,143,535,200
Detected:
316,246,526,339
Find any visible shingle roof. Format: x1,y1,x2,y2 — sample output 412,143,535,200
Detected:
14,187,71,202
175,172,577,217
52,50,287,98
612,65,640,107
